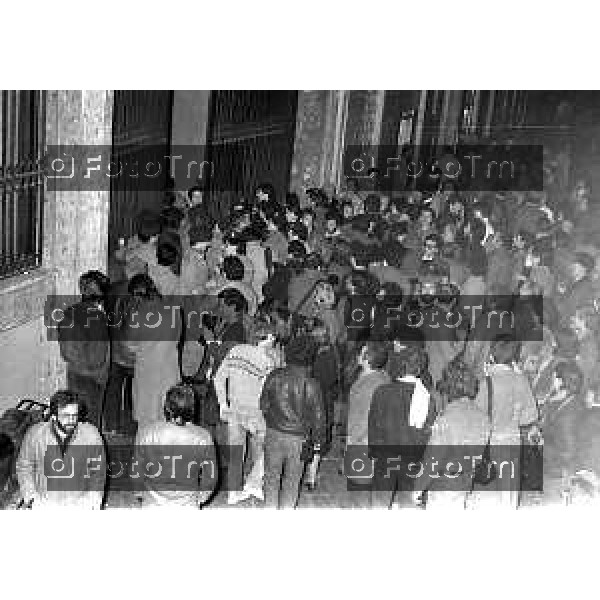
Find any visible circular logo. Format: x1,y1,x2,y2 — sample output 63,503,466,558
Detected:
51,308,65,323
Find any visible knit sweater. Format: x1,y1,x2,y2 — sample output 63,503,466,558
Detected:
213,344,279,413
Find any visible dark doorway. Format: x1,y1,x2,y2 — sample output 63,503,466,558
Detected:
108,90,173,255
204,91,298,212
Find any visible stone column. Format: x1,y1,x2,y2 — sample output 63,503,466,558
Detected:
289,90,331,195
45,90,113,296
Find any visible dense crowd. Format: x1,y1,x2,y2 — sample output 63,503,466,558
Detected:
5,141,600,509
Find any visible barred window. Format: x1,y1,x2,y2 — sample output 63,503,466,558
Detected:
0,90,46,280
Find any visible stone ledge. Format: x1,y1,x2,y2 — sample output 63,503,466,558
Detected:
0,268,57,332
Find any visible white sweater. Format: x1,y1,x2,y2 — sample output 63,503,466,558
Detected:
213,344,278,413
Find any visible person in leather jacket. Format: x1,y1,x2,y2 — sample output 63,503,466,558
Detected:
260,335,326,508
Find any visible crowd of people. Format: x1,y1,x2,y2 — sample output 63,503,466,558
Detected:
7,138,600,509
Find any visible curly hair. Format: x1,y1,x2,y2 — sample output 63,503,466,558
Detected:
437,359,480,401
388,346,428,380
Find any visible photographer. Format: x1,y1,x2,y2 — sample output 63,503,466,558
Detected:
16,390,106,510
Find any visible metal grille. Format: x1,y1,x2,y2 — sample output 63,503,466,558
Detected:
0,90,46,280
109,90,173,252
205,91,298,208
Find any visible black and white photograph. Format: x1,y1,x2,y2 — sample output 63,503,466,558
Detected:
1,88,596,512
0,3,597,597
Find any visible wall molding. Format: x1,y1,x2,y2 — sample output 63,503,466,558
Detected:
0,268,57,332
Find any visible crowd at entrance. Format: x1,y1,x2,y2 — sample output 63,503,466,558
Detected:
4,137,600,509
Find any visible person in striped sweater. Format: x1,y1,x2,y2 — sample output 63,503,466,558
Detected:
213,322,282,504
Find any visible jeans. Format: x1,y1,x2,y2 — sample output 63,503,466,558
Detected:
264,428,305,509
103,362,134,432
225,411,266,494
67,369,107,431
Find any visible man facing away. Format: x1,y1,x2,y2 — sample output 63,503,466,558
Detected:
58,270,111,431
369,346,432,508
260,335,326,509
16,390,106,510
345,342,390,491
135,385,216,509
213,322,281,504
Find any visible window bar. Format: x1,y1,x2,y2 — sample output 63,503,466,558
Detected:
12,90,19,267
0,91,4,260
510,91,518,128
6,89,14,269
37,90,46,265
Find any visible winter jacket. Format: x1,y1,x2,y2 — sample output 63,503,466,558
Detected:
368,379,430,459
58,300,110,383
260,365,326,444
135,420,216,508
16,421,105,509
347,370,391,447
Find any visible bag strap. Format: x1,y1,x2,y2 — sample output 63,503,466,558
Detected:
303,378,310,440
294,280,320,318
486,374,493,422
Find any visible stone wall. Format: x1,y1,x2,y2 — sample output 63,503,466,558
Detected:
289,91,331,195
0,90,113,416
290,90,391,197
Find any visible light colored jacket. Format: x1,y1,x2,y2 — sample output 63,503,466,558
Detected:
16,421,105,509
135,421,216,508
474,364,538,443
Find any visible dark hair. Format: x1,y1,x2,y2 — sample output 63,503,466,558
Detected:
79,270,110,297
156,242,180,269
388,346,427,379
365,194,381,215
437,360,480,401
325,210,340,224
164,385,196,423
288,240,307,259
490,334,521,365
218,288,248,314
137,212,161,242
160,206,185,231
288,222,309,242
128,273,161,299
391,222,409,237
49,390,86,417
362,341,389,370
349,271,380,296
285,192,300,211
285,334,317,366
0,433,15,462
223,255,245,281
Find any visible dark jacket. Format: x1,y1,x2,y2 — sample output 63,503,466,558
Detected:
260,365,326,444
368,381,429,460
58,300,110,381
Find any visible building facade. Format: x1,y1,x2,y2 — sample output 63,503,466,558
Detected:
0,89,531,415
